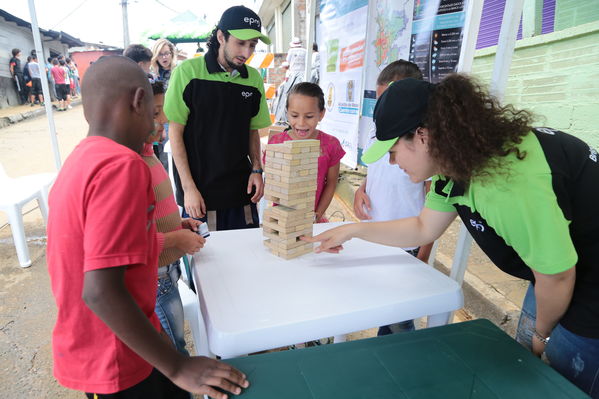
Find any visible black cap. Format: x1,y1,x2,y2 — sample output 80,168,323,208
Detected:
361,78,435,164
218,6,271,45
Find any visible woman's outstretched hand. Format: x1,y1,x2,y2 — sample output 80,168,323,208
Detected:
301,224,355,254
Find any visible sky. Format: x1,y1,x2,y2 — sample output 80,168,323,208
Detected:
0,0,258,51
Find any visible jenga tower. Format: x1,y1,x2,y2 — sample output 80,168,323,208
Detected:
262,139,320,259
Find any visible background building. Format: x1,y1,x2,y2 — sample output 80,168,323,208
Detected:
0,9,84,109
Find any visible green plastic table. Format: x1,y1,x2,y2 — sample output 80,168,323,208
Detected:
225,319,588,398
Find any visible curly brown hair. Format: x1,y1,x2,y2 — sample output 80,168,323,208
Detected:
424,74,533,184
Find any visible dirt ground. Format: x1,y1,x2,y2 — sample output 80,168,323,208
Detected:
0,106,473,398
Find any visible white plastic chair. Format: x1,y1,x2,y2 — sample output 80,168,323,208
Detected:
0,164,56,267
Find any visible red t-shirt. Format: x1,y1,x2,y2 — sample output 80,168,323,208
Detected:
50,65,65,84
47,136,160,394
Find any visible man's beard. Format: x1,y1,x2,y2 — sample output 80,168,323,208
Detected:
224,49,243,71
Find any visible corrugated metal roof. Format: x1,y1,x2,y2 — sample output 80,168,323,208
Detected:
0,8,85,47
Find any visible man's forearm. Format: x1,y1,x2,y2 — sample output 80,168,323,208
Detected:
249,129,262,169
169,122,196,190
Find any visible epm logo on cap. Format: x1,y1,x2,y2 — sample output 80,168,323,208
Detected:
244,17,261,28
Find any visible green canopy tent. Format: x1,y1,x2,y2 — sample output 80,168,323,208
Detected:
145,10,212,44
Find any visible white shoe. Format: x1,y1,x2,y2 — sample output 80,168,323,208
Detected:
67,105,73,109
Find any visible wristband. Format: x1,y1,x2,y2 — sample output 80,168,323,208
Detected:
251,168,263,174
533,329,550,345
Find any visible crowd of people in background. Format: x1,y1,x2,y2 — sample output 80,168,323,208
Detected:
8,47,80,109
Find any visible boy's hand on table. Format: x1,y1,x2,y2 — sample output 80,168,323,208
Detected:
353,183,372,220
184,187,206,219
174,229,206,254
170,356,249,399
182,218,202,232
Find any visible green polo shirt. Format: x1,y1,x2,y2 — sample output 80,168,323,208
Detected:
426,128,599,337
164,50,271,210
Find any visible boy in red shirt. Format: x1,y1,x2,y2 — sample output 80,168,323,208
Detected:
47,55,248,399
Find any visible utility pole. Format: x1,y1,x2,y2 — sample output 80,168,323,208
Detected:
121,0,130,47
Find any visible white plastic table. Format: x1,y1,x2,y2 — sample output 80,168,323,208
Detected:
190,222,463,358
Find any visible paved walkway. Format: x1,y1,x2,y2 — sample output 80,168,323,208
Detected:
0,98,81,129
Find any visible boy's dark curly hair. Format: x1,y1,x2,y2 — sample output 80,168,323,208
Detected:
424,74,533,184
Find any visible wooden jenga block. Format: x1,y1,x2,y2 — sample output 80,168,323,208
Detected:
265,179,317,192
280,243,314,260
265,194,314,209
262,220,312,238
263,207,314,225
264,187,315,201
288,139,320,148
264,240,314,260
264,234,310,247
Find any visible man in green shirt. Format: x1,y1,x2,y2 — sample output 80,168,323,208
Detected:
165,5,271,231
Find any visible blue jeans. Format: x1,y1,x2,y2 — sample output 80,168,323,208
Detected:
155,261,188,356
516,283,599,397
377,247,420,336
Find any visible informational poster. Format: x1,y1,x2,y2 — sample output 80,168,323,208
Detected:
358,0,415,152
409,0,467,83
318,0,369,168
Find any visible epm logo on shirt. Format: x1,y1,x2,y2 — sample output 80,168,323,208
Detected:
241,91,253,99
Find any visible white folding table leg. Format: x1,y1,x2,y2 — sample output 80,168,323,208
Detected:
333,335,347,343
178,280,214,358
426,312,452,328
7,204,31,268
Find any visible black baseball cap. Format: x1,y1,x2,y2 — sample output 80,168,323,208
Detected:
361,78,435,164
218,6,271,45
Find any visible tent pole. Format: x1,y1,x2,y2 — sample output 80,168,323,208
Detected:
28,0,61,170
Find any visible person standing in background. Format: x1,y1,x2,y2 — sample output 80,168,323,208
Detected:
150,38,178,172
9,48,26,104
27,55,44,106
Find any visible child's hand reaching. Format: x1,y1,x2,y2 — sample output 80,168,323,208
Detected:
353,182,372,220
182,218,202,232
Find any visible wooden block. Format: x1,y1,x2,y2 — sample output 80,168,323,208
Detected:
264,186,316,200
263,210,313,227
280,163,317,173
264,239,314,260
263,206,314,222
264,194,314,209
265,233,313,249
262,220,312,237
279,244,314,260
265,165,317,178
287,139,320,148
265,179,316,191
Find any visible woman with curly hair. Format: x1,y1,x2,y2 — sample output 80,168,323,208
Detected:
305,75,599,397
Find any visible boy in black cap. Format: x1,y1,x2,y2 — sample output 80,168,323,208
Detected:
166,6,272,231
